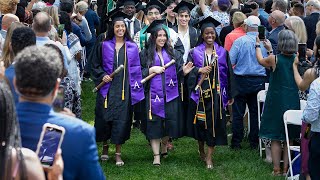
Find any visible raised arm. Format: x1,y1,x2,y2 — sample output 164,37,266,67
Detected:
255,37,275,69
293,57,315,91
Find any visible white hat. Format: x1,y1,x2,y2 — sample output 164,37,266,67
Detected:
244,15,261,27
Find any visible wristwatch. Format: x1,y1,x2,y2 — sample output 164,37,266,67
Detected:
267,51,273,55
255,44,261,49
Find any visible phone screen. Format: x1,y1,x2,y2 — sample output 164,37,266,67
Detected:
38,127,63,166
258,26,265,40
57,24,65,39
53,86,64,112
298,43,307,63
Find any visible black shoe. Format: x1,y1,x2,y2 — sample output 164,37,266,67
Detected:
250,144,258,150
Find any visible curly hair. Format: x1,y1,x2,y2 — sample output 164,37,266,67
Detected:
14,46,62,97
0,81,27,180
0,0,19,14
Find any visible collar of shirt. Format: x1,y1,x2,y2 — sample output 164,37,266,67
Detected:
233,27,245,33
246,31,259,36
36,36,50,41
17,101,52,114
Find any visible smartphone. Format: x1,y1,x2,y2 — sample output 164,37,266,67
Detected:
298,43,307,63
258,26,265,40
53,86,64,112
36,123,65,168
57,24,65,39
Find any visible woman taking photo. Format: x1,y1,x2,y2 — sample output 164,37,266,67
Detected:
140,20,193,166
185,16,234,169
256,30,301,176
91,10,145,166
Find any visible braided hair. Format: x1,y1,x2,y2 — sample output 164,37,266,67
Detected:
0,81,27,180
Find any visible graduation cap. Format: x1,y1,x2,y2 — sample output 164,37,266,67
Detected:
145,0,167,14
194,16,221,29
107,8,129,22
143,19,167,34
173,0,195,14
117,0,140,7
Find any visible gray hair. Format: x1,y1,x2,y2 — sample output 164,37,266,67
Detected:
277,30,298,54
306,0,320,10
273,0,288,13
14,46,62,97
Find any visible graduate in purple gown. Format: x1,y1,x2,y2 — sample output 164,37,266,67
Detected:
185,16,235,169
91,10,144,166
140,20,193,166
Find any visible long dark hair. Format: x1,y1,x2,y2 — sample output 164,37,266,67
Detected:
196,25,222,47
313,36,320,77
105,19,133,42
145,28,175,67
0,81,27,180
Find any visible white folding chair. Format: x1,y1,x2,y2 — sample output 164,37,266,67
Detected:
283,110,303,179
257,90,266,157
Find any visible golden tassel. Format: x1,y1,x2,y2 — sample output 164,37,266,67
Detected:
104,97,108,108
149,109,152,120
193,115,197,124
122,90,125,100
181,83,184,101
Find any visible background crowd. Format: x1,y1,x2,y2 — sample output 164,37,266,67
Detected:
1,0,320,179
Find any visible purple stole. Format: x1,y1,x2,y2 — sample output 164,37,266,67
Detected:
150,49,179,118
100,37,145,105
190,42,229,108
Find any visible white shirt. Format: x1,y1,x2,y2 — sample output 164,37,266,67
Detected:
125,17,136,39
177,28,190,63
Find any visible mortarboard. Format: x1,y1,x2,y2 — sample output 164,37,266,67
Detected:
143,19,167,34
145,0,167,14
173,0,195,13
107,8,129,22
117,0,140,7
194,16,221,29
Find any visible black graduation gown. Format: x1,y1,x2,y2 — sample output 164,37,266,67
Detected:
172,26,199,130
185,51,234,147
139,49,184,140
91,42,133,144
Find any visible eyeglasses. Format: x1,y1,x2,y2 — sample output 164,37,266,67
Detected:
147,11,160,16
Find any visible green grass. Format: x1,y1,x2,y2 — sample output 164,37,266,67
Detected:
81,81,282,180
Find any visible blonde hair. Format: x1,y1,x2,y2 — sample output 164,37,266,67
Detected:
1,22,24,68
75,1,89,14
285,16,307,44
43,6,60,28
0,0,19,14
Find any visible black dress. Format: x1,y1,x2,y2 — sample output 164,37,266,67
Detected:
139,49,184,140
91,43,133,144
185,52,234,147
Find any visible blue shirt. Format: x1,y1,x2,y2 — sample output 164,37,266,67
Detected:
36,36,69,69
72,22,87,46
258,8,269,20
303,77,320,133
85,9,100,43
18,102,105,180
229,32,267,76
4,64,18,105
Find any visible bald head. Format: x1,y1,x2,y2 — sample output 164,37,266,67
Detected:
32,12,51,33
1,14,20,31
270,10,285,27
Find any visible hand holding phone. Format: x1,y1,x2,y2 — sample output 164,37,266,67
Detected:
36,123,65,168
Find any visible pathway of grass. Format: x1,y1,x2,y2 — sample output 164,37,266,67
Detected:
82,82,282,180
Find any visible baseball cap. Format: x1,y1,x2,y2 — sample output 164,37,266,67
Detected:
244,15,261,27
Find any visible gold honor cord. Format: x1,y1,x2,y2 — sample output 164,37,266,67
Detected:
122,44,127,101
206,49,216,137
149,90,152,120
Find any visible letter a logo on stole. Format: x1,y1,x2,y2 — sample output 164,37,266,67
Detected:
134,81,140,89
154,95,161,102
168,79,175,87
